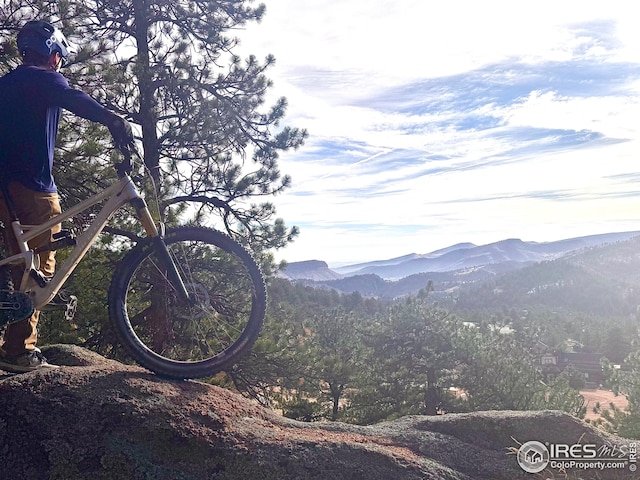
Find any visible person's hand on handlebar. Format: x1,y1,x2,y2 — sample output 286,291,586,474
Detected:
108,114,135,155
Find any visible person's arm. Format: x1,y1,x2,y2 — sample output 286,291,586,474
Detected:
48,71,134,150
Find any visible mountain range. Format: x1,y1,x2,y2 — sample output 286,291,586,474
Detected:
279,231,640,298
283,231,640,280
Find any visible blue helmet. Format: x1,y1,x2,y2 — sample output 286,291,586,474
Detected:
17,20,76,66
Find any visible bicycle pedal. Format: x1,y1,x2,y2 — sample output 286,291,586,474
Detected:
64,295,78,321
42,291,78,321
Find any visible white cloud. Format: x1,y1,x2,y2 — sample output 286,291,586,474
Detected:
234,1,640,264
500,91,640,138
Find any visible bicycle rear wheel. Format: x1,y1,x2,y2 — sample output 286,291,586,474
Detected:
108,226,266,379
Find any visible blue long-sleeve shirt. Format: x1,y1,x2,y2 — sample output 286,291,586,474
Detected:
0,65,115,193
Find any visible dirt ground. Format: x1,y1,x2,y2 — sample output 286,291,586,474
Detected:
581,389,628,421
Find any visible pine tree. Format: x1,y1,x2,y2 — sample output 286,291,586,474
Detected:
347,296,459,424
599,350,640,438
1,0,306,257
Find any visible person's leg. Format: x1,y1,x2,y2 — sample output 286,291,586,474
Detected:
1,182,61,357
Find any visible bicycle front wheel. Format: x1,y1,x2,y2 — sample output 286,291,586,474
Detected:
108,226,267,379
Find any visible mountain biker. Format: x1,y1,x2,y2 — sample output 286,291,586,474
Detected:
0,20,134,373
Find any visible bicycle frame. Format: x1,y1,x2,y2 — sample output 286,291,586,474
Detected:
0,173,160,310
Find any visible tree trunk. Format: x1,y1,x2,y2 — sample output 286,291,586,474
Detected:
132,0,161,188
424,367,440,416
329,383,344,421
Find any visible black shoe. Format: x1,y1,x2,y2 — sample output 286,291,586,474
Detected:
0,347,60,373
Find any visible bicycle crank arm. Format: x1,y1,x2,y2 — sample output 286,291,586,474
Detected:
0,301,22,309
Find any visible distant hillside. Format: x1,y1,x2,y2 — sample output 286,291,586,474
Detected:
323,261,527,298
280,232,640,307
338,232,640,279
282,231,640,282
334,243,477,276
453,235,640,317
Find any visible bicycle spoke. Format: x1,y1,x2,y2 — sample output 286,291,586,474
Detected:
124,236,258,362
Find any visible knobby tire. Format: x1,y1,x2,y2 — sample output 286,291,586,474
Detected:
108,226,267,379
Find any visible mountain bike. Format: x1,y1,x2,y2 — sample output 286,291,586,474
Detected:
0,150,267,379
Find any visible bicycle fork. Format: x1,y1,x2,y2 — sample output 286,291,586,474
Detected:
131,197,192,303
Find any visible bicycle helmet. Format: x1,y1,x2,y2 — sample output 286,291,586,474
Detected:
17,20,75,66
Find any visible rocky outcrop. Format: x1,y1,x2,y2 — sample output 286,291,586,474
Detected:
279,260,344,281
0,345,635,479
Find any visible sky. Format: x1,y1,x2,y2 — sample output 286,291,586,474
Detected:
236,0,640,267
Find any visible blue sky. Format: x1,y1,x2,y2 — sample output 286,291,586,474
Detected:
238,1,640,266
